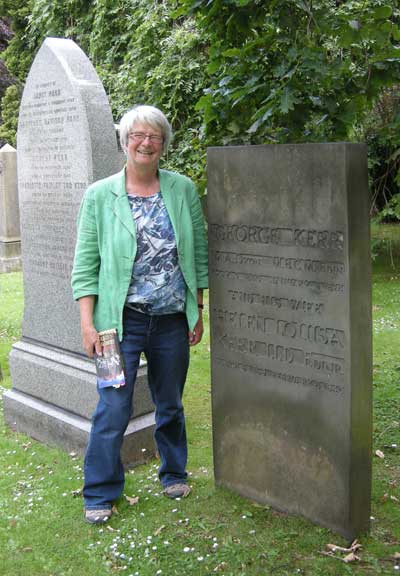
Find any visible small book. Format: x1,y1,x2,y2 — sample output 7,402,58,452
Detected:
95,329,126,389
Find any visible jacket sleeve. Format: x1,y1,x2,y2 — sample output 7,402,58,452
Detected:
189,182,208,289
71,188,100,300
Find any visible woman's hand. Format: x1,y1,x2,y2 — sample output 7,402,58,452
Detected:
189,314,204,346
78,296,101,357
81,323,102,358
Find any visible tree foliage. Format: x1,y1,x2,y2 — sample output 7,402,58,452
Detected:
93,0,210,185
0,84,22,146
0,0,209,187
0,0,399,203
365,87,400,217
0,0,34,78
178,0,400,145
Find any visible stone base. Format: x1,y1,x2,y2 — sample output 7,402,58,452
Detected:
9,340,154,420
3,389,155,465
0,255,22,273
0,238,21,254
5,338,156,466
0,238,22,272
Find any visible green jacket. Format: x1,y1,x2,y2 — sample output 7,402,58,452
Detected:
71,168,208,338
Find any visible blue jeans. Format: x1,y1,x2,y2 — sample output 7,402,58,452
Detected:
83,308,190,510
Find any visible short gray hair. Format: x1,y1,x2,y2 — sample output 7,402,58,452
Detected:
119,105,173,154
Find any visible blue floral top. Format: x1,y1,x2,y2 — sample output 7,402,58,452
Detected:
125,192,186,315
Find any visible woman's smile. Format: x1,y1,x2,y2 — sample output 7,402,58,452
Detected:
127,122,163,170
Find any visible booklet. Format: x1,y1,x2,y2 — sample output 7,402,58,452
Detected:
94,329,126,389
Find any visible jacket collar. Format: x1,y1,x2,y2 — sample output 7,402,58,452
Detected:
159,170,183,242
111,168,134,237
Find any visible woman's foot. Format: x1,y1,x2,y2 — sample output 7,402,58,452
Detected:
84,508,112,524
164,483,191,499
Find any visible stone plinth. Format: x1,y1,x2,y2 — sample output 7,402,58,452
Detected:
0,144,21,272
4,38,155,463
208,143,372,540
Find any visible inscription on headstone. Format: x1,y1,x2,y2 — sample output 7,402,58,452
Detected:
15,40,119,350
4,38,154,462
208,144,372,539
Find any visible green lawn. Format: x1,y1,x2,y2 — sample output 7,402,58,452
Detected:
0,258,399,575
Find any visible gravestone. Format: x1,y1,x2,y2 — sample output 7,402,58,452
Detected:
208,143,372,540
0,144,21,272
3,38,155,464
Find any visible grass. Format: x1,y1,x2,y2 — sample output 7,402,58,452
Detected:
0,272,23,382
0,253,399,575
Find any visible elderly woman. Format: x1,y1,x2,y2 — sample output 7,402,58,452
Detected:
71,105,208,524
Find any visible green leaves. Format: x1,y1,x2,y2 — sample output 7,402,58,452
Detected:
1,0,400,201
247,107,273,134
349,20,361,30
280,88,299,114
392,25,400,41
0,85,22,147
191,0,400,144
373,5,392,20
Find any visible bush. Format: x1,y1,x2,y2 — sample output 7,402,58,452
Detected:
365,87,400,219
0,84,22,146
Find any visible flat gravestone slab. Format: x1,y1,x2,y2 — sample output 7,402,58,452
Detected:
208,143,372,540
4,38,154,462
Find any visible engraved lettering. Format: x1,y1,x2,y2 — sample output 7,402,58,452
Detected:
209,224,344,251
213,308,345,349
305,352,344,375
219,334,304,366
18,78,87,279
214,357,343,394
211,268,345,293
226,290,325,314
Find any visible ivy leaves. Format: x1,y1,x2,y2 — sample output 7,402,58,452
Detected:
1,0,399,200
189,0,400,145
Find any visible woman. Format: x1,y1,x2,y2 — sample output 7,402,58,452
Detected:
71,105,208,524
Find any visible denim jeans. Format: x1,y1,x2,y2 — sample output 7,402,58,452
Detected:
83,307,190,510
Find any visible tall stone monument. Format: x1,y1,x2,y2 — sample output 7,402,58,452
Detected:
4,38,155,464
0,144,21,272
208,144,372,539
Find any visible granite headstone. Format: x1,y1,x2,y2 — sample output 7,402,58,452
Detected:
208,143,372,540
4,38,155,463
0,144,21,272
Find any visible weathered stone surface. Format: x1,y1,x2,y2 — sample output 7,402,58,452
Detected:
9,341,152,420
208,143,372,540
0,143,21,272
4,38,155,463
16,38,119,351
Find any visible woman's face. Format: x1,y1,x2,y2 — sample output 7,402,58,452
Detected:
126,122,164,172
